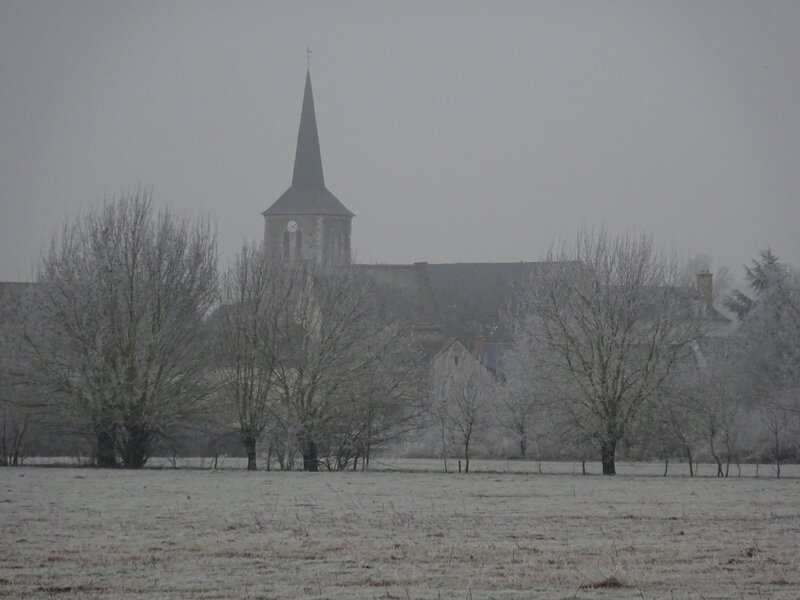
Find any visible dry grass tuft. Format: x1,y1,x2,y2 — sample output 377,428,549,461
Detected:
579,575,627,589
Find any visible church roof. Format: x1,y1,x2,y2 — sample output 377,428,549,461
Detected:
262,71,354,218
359,261,563,343
426,262,568,341
356,263,444,330
0,281,34,302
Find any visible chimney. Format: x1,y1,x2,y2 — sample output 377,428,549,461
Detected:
473,332,486,356
696,271,713,310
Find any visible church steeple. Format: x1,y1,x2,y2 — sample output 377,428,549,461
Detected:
262,68,354,267
262,70,353,218
292,70,325,189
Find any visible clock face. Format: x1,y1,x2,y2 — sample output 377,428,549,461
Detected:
286,220,298,233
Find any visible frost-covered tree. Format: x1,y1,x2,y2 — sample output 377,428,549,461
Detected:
429,346,497,473
0,287,37,466
724,250,800,472
259,262,420,471
326,326,423,471
726,252,800,405
724,249,784,320
499,339,560,460
15,191,217,468
217,249,423,473
515,229,706,475
216,243,290,470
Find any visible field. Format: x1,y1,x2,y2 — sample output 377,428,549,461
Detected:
2,464,799,599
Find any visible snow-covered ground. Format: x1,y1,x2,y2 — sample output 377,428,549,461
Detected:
2,466,799,598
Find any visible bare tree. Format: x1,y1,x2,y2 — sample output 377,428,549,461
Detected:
217,249,424,473
330,326,423,470
499,339,558,459
1,287,32,466
215,243,290,470
652,381,700,476
257,262,418,471
757,401,794,478
516,229,705,475
430,349,495,473
14,190,217,468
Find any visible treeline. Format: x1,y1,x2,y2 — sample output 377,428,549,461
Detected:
1,193,798,475
424,242,800,477
429,240,799,476
0,192,424,470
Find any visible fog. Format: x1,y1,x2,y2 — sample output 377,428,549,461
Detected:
1,1,799,281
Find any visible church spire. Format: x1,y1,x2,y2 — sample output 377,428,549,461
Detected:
291,69,325,189
262,69,353,218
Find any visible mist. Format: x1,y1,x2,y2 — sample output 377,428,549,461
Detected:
1,1,799,280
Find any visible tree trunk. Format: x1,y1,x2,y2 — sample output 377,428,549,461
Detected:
120,423,150,469
95,429,117,468
277,446,286,471
601,440,616,475
686,447,694,477
243,434,257,471
709,438,723,477
773,426,781,479
302,437,318,472
464,441,470,473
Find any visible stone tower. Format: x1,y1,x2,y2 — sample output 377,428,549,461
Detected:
262,70,353,266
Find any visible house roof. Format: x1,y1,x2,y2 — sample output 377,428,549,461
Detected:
262,71,353,218
0,281,34,302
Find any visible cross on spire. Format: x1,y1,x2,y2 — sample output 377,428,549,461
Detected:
306,46,312,70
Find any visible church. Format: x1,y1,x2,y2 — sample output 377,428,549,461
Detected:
260,69,557,368
260,70,730,370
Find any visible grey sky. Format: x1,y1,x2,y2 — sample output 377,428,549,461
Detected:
1,1,799,282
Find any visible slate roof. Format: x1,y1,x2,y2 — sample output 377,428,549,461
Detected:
0,281,34,302
359,261,570,344
356,263,443,330
418,337,463,363
262,71,353,218
426,262,578,342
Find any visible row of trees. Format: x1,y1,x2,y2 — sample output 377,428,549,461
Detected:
418,236,799,477
216,242,421,471
1,191,425,470
496,244,800,476
1,193,798,474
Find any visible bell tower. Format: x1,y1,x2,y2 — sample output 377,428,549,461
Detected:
262,70,353,266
